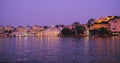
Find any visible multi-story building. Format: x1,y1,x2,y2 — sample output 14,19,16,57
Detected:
89,16,114,30
109,16,120,35
13,26,27,37
89,16,120,35
38,25,60,37
0,26,4,37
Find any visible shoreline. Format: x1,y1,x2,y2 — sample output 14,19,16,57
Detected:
0,34,119,38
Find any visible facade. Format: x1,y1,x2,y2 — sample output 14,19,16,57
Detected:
109,17,120,35
13,26,27,37
0,26,4,37
90,23,109,30
0,16,120,37
38,26,60,37
89,16,120,35
89,16,114,30
0,26,4,33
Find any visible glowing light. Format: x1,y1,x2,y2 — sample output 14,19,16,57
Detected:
24,33,28,37
18,34,21,37
37,28,60,37
95,16,114,23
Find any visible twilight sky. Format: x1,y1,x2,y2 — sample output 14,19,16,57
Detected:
0,0,120,26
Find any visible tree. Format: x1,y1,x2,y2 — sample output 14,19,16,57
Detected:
98,27,111,36
44,26,49,29
61,28,74,36
89,29,99,36
75,25,86,35
89,27,112,37
87,18,95,28
73,22,80,26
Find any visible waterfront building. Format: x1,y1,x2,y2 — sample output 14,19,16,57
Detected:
0,26,4,37
0,26,4,33
38,25,60,37
3,25,14,37
109,16,120,35
0,16,120,37
89,16,114,30
89,16,120,36
14,26,27,37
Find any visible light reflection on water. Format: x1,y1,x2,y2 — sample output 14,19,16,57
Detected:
0,37,120,63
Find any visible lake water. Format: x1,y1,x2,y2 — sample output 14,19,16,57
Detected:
0,36,120,63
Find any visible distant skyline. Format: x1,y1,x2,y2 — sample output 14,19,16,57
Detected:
0,0,120,26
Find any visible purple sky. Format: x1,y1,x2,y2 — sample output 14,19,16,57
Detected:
0,0,120,26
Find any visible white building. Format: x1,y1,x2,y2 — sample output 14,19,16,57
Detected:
38,25,60,37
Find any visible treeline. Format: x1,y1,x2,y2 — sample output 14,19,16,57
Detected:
60,22,113,37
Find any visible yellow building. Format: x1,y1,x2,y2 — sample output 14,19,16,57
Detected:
90,16,115,30
37,27,60,37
